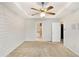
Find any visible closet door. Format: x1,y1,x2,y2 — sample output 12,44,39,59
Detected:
52,22,61,42
42,20,52,41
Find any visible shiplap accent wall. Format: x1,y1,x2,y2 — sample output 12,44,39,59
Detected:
63,8,79,56
0,4,25,56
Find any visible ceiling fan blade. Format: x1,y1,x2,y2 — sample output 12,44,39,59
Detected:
46,12,55,15
31,8,40,11
47,6,54,11
32,13,40,16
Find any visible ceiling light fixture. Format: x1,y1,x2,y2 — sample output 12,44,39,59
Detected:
40,12,45,17
31,2,55,17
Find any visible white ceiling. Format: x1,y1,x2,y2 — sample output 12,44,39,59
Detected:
1,2,79,19
14,2,70,18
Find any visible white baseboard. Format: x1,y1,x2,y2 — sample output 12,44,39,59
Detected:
64,45,79,56
5,40,24,57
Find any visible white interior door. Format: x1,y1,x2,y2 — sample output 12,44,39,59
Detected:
42,20,52,41
52,22,61,42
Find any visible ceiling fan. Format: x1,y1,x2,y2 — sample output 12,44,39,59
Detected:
31,2,55,17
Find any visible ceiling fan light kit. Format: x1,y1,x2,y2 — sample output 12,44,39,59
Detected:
40,12,46,17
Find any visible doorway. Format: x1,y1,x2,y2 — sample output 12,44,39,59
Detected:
36,22,42,41
61,24,64,43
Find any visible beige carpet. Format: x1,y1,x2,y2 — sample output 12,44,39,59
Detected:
7,41,78,57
